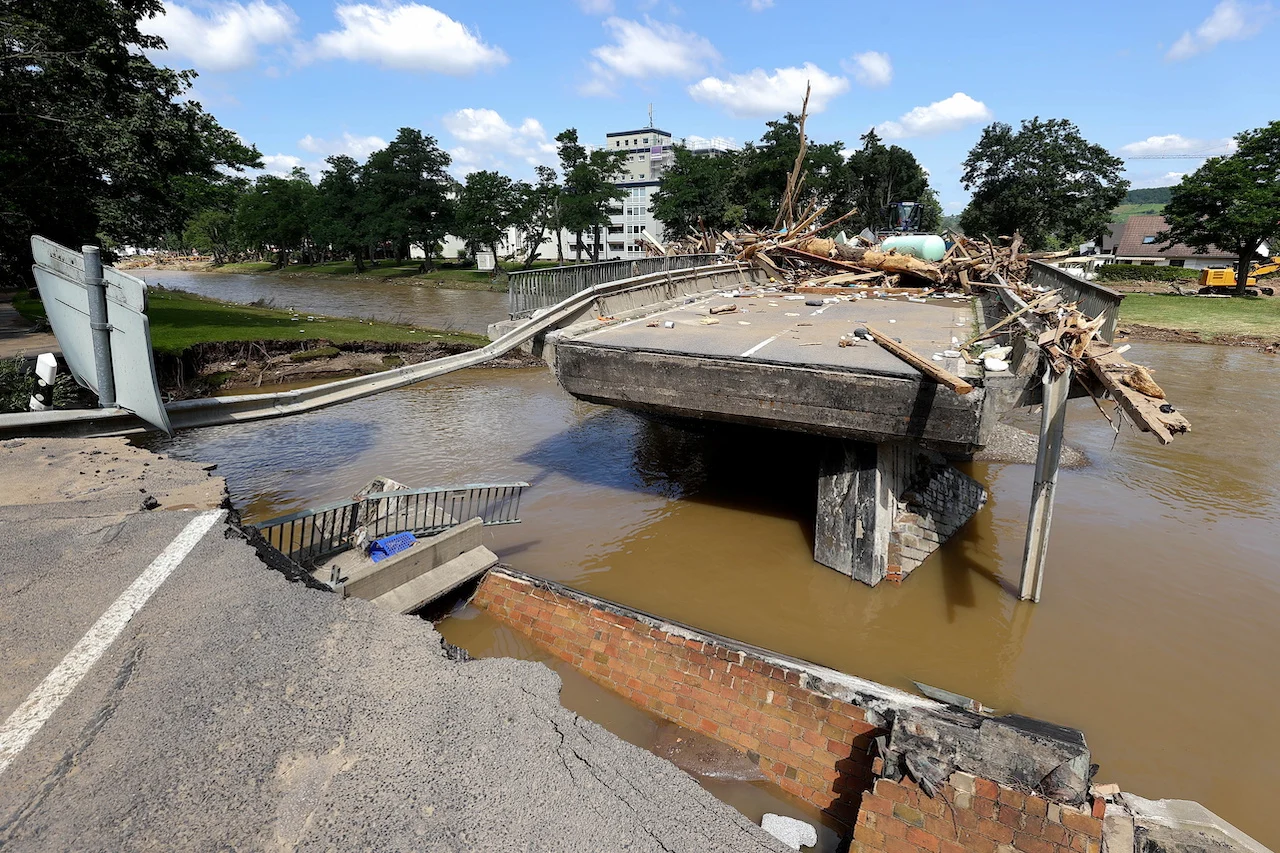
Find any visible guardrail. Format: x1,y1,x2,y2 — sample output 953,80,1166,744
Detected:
256,482,528,567
508,254,721,319
1027,260,1125,343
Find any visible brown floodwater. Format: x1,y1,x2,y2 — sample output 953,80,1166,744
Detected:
137,341,1280,848
137,270,509,335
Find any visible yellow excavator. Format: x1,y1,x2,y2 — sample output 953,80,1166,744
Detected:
1198,257,1279,296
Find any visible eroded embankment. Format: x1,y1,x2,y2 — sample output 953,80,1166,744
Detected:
469,567,1270,853
157,339,541,396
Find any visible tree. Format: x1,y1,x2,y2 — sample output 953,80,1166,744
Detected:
182,208,237,264
234,168,315,268
841,130,939,234
362,128,454,268
311,155,368,271
1159,121,1280,296
455,170,520,268
959,118,1127,250
650,146,740,239
556,129,626,262
0,0,260,285
737,114,845,229
512,166,560,269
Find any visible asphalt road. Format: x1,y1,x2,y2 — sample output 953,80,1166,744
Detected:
0,438,784,851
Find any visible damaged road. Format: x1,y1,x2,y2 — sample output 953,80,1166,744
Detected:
0,438,785,852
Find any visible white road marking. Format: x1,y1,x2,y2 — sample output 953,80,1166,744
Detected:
740,336,779,358
0,509,224,777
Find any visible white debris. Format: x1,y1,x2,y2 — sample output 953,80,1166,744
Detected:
663,320,675,329
888,319,897,324
983,356,1010,372
981,345,1013,360
761,813,818,850
784,295,805,301
944,349,962,358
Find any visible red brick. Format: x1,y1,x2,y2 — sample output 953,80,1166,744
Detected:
953,808,981,832
855,824,886,849
940,841,968,853
883,836,919,853
957,828,998,853
1023,816,1045,835
879,817,908,840
999,788,1027,810
974,797,998,819
1043,823,1067,846
974,778,999,800
907,827,942,852
1013,832,1055,853
1091,798,1106,820
998,804,1025,829
979,817,1015,844
924,815,954,838
1061,810,1103,839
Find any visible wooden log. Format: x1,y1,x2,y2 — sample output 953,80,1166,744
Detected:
863,324,974,395
1081,342,1190,444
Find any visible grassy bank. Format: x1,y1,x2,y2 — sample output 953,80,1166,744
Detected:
205,258,575,292
13,289,485,355
1119,293,1280,341
1110,202,1164,224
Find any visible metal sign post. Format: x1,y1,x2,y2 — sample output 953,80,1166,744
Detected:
29,236,172,434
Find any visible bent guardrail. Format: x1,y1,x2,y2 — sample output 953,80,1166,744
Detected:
508,254,721,319
256,482,528,567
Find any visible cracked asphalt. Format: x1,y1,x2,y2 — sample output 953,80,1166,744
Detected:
0,437,785,851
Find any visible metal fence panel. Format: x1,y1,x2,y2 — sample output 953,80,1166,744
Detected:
507,254,722,319
1026,261,1125,343
256,482,528,566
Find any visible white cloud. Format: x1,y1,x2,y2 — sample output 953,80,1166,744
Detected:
844,51,892,88
590,17,719,79
310,4,508,73
577,0,614,11
143,0,297,72
687,63,849,118
876,92,992,139
682,134,739,150
442,108,558,176
1166,0,1273,59
747,0,774,9
1118,133,1237,156
297,132,388,161
259,153,304,176
944,200,965,213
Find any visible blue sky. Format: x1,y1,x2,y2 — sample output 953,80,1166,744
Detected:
143,0,1280,213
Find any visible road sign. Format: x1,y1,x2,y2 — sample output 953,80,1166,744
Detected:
30,236,172,434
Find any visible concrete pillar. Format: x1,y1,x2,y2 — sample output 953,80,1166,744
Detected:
1018,364,1072,602
816,439,988,587
815,440,891,584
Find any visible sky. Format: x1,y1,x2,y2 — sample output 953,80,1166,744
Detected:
141,0,1280,214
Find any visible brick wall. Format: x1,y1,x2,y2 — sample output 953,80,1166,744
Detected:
883,445,988,584
854,773,1104,853
473,569,884,824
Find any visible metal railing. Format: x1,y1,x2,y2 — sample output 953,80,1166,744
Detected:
507,254,722,319
256,482,528,567
1027,260,1125,343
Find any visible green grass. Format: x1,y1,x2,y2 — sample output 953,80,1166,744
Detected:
1111,202,1165,224
215,261,276,273
1119,293,1280,339
14,289,486,355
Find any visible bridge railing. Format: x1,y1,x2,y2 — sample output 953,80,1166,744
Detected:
1026,260,1125,343
256,482,528,567
508,254,722,319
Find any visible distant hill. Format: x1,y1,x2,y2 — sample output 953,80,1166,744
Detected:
1123,187,1173,205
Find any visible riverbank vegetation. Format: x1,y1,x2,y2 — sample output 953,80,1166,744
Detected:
1119,294,1280,342
13,289,484,355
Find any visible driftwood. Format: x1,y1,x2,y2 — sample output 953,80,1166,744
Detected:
1081,342,1189,444
863,324,974,395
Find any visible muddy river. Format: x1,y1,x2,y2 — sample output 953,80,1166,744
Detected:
138,340,1280,848
137,270,509,336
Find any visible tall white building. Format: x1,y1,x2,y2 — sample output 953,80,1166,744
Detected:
603,126,673,257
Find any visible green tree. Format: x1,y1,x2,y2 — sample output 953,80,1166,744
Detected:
455,170,520,267
650,146,740,239
737,114,846,229
182,208,237,264
512,166,560,269
1159,121,1280,296
841,130,939,234
959,118,1127,250
234,168,315,268
362,128,454,268
311,155,368,271
0,0,260,285
556,129,626,262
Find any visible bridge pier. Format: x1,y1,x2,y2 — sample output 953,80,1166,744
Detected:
815,440,987,585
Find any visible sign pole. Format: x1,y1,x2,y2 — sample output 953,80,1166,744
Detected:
81,245,116,408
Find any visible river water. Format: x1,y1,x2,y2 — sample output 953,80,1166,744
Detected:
133,275,1280,847
136,270,509,336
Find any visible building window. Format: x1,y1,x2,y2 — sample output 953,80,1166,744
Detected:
1142,236,1157,244
1141,260,1156,266
1169,259,1185,267
643,137,649,144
